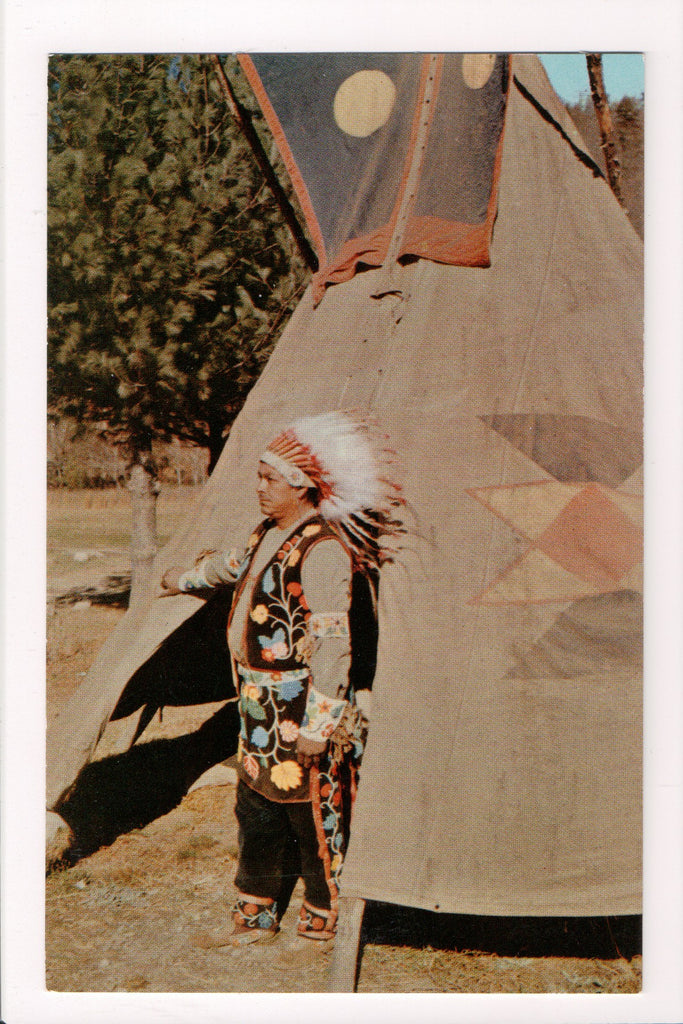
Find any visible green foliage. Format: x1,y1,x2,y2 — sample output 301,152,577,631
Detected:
48,55,309,470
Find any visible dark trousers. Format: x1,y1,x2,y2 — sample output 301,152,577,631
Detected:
234,780,331,911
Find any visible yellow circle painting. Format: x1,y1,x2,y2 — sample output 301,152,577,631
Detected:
333,69,397,138
462,53,496,90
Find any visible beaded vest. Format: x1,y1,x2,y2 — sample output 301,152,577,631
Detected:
229,514,351,802
229,515,342,672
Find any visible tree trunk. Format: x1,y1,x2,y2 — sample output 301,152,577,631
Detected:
127,449,159,606
586,53,626,209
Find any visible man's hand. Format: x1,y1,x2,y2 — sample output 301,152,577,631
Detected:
159,567,185,596
296,735,327,769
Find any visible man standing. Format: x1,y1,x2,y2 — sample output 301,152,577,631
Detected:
162,412,402,945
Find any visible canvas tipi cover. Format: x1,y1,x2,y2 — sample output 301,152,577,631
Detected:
47,54,643,917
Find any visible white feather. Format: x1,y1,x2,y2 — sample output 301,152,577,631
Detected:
291,412,386,520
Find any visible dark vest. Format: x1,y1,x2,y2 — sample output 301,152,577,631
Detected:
228,514,345,672
230,515,352,802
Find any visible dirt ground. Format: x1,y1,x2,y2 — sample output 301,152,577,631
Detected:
45,490,642,994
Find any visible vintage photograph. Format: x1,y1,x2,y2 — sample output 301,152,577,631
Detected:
40,51,651,995
42,50,646,995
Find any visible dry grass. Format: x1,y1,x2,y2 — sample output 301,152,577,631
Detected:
47,484,201,576
45,489,643,994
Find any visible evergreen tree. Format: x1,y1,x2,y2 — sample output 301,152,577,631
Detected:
48,54,309,597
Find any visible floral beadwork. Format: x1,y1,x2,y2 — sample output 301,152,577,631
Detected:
234,894,278,931
230,516,358,803
231,515,346,674
308,611,350,640
236,665,311,801
270,760,303,792
312,763,351,898
297,900,337,940
249,532,314,665
278,719,300,743
299,685,347,743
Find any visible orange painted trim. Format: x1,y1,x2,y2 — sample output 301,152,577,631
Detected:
309,766,339,907
399,54,511,268
238,54,327,266
310,54,511,302
398,215,492,267
310,212,490,304
272,52,510,303
309,54,445,305
482,53,513,252
310,223,394,303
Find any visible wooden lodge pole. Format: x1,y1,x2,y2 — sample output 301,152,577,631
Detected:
329,897,366,992
585,53,626,209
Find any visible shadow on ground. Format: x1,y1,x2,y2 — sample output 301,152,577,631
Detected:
49,585,640,969
52,587,240,863
361,900,641,961
54,702,239,862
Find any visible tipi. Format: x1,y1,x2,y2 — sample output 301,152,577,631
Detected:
47,53,642,926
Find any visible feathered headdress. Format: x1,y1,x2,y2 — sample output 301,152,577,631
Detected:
260,411,404,569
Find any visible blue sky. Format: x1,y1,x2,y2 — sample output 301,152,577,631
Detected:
540,53,644,104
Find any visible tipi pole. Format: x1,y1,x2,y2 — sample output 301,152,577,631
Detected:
585,53,626,208
210,55,319,273
329,897,365,992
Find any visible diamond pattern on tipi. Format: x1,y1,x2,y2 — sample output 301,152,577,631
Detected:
479,414,643,487
468,481,642,605
503,591,643,680
468,416,644,606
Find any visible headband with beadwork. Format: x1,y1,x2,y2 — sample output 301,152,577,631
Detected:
259,450,314,489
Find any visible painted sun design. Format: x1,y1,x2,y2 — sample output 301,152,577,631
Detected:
333,70,397,138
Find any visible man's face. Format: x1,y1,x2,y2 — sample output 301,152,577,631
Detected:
256,461,304,525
